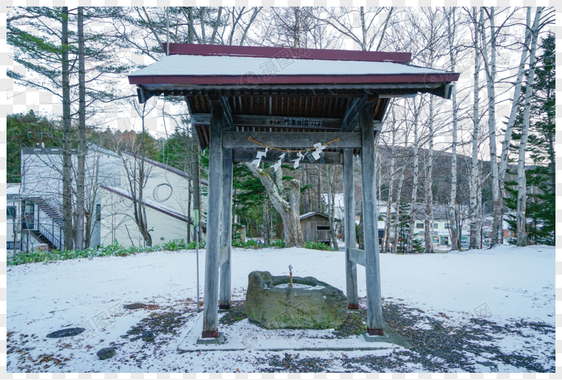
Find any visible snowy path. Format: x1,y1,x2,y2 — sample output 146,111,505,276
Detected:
7,245,555,372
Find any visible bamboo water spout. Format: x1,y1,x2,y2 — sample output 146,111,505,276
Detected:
289,265,293,288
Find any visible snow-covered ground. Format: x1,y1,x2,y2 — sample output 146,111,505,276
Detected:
7,245,555,372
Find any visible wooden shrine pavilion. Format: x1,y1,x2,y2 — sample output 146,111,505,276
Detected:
129,43,459,341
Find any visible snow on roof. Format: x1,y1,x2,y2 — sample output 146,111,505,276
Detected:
7,183,21,195
299,211,341,222
300,211,317,219
129,54,451,78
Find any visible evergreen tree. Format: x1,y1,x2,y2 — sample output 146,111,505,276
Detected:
505,33,554,245
7,111,63,183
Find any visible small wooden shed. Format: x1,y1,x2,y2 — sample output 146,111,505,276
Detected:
300,212,341,247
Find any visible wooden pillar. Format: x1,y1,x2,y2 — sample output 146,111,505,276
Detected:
360,104,384,336
343,148,359,309
219,148,233,309
202,105,224,338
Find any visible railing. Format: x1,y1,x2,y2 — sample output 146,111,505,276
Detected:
36,221,64,251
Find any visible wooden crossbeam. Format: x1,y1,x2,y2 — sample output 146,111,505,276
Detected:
191,114,342,130
222,131,361,149
349,248,366,267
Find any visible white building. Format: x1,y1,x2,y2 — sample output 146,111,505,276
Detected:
9,144,207,252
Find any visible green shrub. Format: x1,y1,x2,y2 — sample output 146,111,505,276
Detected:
232,239,260,249
186,240,206,249
245,239,259,248
269,239,285,248
231,240,246,248
305,241,335,251
162,239,187,251
7,240,164,266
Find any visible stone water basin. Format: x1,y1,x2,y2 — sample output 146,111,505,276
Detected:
245,270,348,329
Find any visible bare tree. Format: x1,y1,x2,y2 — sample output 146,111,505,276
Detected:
407,98,422,253
319,7,396,51
75,7,86,250
498,7,534,212
391,121,409,254
445,7,460,251
423,95,435,254
325,166,341,250
119,100,157,247
382,117,397,253
480,7,504,247
61,6,73,251
244,163,305,248
467,7,482,250
516,7,544,246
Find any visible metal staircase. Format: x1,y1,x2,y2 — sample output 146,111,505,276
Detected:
23,197,64,251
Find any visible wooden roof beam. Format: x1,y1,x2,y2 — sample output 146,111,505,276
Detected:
208,93,234,130
339,95,379,132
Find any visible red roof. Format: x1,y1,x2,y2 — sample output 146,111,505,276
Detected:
163,43,412,63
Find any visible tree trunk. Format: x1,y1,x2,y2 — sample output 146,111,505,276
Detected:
317,166,323,213
122,103,153,247
84,159,100,249
498,7,534,206
481,7,502,247
357,201,364,250
392,164,406,253
328,169,339,250
61,6,73,251
469,7,481,250
139,123,151,247
262,197,270,246
446,8,459,251
424,95,435,254
287,177,305,247
187,7,196,43
239,8,261,46
75,7,86,250
517,8,543,247
477,163,484,249
407,98,420,253
384,153,395,253
245,163,304,247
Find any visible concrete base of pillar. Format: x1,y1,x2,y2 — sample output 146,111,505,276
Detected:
196,332,224,345
363,321,412,349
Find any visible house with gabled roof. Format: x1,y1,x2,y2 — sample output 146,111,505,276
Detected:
12,143,207,252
